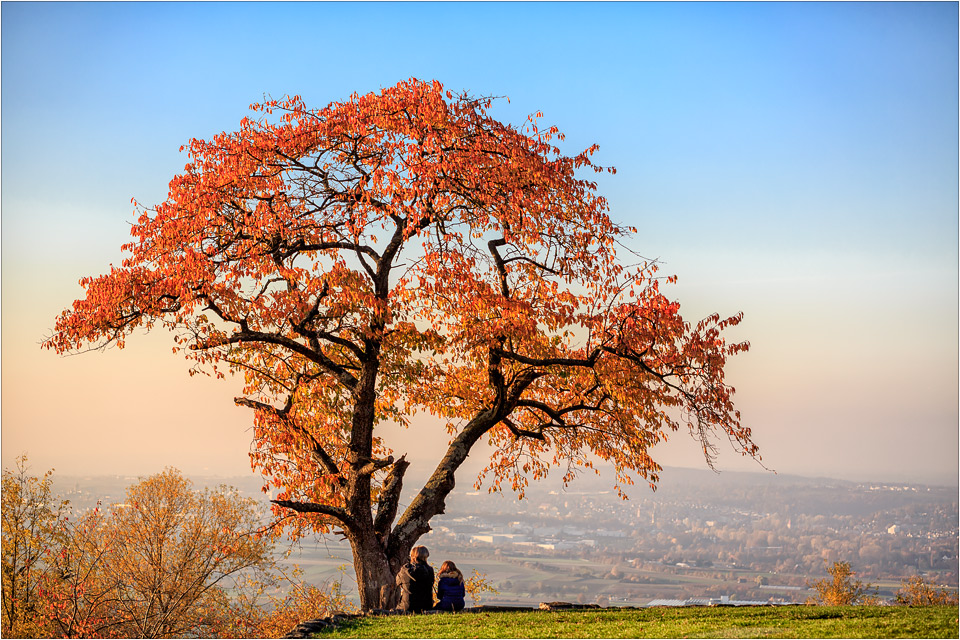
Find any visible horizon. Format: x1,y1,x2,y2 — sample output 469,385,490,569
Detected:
3,2,958,490
39,459,960,492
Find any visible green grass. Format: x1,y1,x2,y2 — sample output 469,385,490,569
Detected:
317,606,959,638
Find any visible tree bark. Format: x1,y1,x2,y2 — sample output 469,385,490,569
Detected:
348,528,398,611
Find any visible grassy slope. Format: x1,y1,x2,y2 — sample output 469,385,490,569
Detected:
319,606,959,639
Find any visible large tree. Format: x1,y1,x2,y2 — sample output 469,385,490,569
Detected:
45,78,759,610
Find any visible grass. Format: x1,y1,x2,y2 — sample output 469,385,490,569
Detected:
317,605,959,638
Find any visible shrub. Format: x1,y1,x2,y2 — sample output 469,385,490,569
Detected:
896,575,959,606
806,561,878,605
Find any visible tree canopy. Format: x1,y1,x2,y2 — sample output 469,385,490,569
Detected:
45,78,758,609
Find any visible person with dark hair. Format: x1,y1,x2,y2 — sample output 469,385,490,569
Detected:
434,560,466,612
396,545,435,613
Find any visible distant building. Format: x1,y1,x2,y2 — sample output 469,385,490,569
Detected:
537,541,577,551
470,533,530,545
646,595,794,607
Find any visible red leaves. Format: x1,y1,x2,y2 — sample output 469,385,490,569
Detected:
44,78,756,544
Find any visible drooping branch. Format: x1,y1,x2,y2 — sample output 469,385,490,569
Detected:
503,417,546,441
515,395,612,426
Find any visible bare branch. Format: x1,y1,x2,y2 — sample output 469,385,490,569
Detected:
270,500,355,530
373,455,409,545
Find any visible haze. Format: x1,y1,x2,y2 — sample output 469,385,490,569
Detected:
2,2,957,488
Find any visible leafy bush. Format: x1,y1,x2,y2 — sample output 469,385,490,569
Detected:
806,561,878,605
895,575,959,606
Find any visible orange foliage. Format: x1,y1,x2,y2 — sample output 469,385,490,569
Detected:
464,569,499,606
45,78,757,608
896,575,959,606
806,561,878,605
42,470,273,638
227,566,357,638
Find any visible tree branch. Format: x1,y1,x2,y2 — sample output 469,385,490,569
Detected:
233,397,342,478
492,348,602,369
357,455,395,477
193,329,359,390
487,238,510,297
503,417,546,441
373,455,409,545
270,500,356,530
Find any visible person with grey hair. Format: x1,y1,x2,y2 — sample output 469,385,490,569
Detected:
395,545,435,612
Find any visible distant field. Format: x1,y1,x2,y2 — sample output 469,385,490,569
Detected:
285,542,819,607
316,606,959,639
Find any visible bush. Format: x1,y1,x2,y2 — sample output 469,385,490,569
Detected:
806,561,878,605
896,575,959,606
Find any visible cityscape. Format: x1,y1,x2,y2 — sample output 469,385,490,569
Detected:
54,466,958,608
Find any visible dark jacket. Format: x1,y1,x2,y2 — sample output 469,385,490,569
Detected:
435,570,466,612
396,561,435,612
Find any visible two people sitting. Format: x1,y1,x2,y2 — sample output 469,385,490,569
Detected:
395,545,466,613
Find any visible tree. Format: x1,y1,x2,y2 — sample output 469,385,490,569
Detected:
806,561,878,605
4,462,344,638
895,575,959,606
1,455,69,637
44,469,274,637
44,78,759,610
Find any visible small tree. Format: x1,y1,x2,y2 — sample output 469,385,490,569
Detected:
806,561,878,605
895,576,959,606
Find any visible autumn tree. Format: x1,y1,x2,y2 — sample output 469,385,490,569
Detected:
45,78,759,610
807,561,879,605
44,469,274,638
1,455,69,637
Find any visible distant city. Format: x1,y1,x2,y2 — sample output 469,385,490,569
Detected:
53,466,958,608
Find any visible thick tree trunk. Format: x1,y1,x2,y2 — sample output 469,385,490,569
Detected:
349,529,399,611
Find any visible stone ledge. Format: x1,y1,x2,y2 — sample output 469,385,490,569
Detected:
539,601,601,611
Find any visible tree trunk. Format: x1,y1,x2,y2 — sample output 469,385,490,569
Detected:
349,529,398,611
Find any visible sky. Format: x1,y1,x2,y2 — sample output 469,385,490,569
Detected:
2,2,957,490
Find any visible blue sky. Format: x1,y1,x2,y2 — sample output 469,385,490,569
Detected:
2,2,957,487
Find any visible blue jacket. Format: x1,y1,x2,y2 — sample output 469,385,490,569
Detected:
435,571,465,611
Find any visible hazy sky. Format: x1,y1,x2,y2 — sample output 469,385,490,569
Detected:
2,2,957,489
